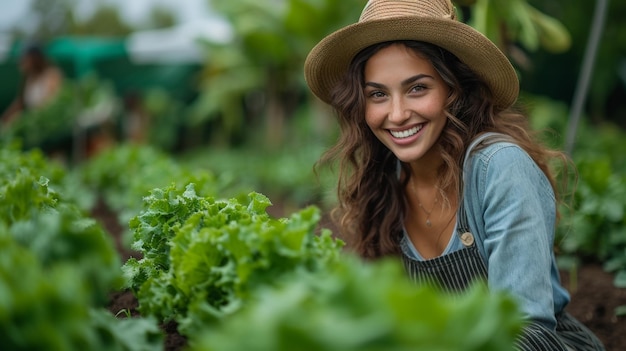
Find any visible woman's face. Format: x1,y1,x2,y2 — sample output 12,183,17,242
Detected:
363,43,450,164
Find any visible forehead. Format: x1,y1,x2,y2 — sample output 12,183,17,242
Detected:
364,43,437,80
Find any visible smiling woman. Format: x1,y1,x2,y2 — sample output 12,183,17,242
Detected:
305,0,606,350
363,43,450,164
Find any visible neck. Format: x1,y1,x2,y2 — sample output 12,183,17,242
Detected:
403,148,457,210
407,149,444,187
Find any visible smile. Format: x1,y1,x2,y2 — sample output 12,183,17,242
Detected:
389,124,423,139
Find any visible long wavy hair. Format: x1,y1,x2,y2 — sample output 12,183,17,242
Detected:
317,40,570,259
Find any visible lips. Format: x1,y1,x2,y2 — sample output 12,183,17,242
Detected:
389,124,423,139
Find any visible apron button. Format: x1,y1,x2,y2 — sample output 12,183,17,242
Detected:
460,232,474,247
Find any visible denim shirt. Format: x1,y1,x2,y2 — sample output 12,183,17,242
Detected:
464,137,571,330
403,135,570,331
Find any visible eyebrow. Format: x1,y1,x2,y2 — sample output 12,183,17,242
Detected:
364,74,434,89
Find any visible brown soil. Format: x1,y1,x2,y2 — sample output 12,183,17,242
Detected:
94,200,626,351
560,264,626,351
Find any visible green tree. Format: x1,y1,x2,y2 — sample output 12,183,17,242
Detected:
15,0,75,41
12,0,175,41
145,6,177,29
463,0,571,70
190,0,365,148
70,4,133,37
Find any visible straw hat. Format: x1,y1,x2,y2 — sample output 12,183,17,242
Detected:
304,0,519,109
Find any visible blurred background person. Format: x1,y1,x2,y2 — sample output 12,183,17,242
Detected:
122,91,151,144
1,44,64,128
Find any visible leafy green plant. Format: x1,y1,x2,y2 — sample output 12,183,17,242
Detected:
1,74,120,154
181,140,336,210
89,309,163,351
190,256,523,351
1,228,98,350
0,146,162,350
0,148,113,291
0,220,163,351
0,145,65,220
78,143,222,228
0,83,79,151
141,87,188,152
468,0,571,55
122,183,344,337
557,154,626,280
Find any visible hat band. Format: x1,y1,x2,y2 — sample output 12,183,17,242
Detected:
359,0,456,22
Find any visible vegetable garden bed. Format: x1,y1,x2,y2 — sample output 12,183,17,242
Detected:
4,143,624,350
96,200,626,351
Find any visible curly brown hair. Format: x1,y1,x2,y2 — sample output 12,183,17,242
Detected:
316,40,570,259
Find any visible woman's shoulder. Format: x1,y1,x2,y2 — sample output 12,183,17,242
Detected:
466,135,551,189
464,134,556,201
467,134,531,167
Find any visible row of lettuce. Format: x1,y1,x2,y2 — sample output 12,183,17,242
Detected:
0,74,185,155
1,143,524,350
0,145,162,350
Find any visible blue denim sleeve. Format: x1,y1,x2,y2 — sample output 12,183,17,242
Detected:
465,143,560,330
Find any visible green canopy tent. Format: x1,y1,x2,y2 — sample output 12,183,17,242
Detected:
1,36,203,107
45,37,127,78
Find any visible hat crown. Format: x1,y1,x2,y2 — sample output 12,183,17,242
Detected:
359,0,456,22
305,0,518,108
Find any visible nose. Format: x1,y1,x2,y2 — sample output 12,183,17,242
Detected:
388,97,409,124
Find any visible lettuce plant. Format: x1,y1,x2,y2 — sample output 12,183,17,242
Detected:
190,256,523,351
123,183,344,336
0,146,163,350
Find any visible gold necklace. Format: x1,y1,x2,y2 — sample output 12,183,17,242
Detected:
418,197,437,227
411,181,438,227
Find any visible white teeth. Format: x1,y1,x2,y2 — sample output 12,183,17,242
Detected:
390,125,422,138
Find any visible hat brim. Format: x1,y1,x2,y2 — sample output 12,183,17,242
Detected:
304,16,519,109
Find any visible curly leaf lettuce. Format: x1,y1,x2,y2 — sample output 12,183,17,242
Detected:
123,183,344,336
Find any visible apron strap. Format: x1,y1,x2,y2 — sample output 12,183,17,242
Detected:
457,132,501,234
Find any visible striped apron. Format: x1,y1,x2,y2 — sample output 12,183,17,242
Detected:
401,203,605,351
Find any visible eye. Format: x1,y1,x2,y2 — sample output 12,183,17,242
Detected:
366,90,386,99
410,84,427,93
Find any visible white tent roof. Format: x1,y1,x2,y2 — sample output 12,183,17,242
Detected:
0,33,14,62
125,16,233,64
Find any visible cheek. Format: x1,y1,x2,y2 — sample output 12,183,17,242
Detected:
423,97,448,120
364,105,382,129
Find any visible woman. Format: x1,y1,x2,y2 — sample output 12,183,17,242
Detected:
304,0,605,350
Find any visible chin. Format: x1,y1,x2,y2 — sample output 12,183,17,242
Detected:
393,152,421,163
